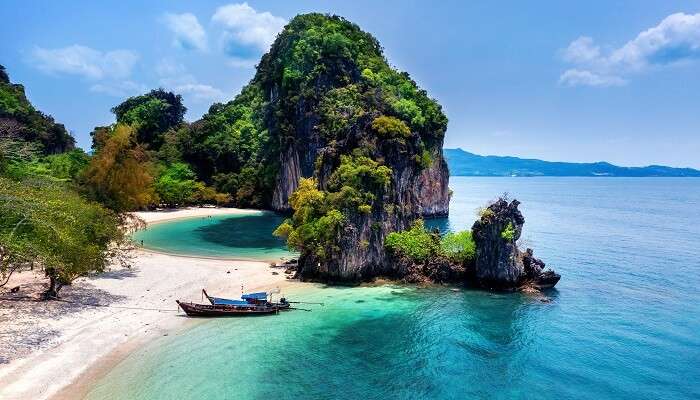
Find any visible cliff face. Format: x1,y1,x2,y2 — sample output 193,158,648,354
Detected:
271,136,450,217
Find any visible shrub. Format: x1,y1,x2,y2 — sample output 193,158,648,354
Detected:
440,231,476,263
386,221,476,265
501,222,515,241
371,115,411,139
385,220,438,262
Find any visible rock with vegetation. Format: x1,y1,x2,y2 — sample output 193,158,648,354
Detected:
471,198,560,289
0,65,74,156
262,14,450,281
384,220,474,283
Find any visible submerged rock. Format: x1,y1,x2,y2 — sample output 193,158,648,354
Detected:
471,198,559,290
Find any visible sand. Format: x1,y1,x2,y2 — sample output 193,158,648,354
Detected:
0,207,293,400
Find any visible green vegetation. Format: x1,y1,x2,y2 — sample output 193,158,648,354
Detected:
274,178,346,261
1,148,89,182
154,162,230,207
0,64,74,154
179,84,274,208
385,220,476,265
275,154,392,260
371,115,411,139
112,89,186,149
440,231,476,263
501,222,515,241
385,220,439,262
0,176,126,297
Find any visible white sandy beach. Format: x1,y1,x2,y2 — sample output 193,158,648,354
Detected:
0,207,293,400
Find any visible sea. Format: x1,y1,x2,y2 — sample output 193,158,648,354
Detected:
88,177,700,400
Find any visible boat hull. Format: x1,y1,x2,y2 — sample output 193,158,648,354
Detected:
176,301,279,317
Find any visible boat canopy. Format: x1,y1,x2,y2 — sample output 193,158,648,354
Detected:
210,297,249,306
242,292,268,300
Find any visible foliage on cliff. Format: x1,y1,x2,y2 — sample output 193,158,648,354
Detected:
0,64,74,155
247,14,447,270
274,153,392,261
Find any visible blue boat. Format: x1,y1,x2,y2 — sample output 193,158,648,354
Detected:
202,289,291,310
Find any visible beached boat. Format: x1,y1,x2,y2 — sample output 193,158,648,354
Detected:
176,300,279,317
202,289,291,310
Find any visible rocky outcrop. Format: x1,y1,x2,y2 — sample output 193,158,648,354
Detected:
471,198,559,289
297,140,441,282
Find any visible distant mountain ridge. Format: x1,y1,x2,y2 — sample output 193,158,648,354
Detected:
444,148,700,177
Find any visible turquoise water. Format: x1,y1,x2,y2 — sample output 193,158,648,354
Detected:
89,178,700,399
132,211,293,261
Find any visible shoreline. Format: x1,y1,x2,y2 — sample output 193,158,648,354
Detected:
0,207,298,400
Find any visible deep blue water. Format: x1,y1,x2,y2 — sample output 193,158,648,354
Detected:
88,177,700,399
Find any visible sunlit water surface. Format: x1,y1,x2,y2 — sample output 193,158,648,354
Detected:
89,177,700,399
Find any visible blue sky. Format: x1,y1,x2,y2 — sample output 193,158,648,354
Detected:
1,1,699,168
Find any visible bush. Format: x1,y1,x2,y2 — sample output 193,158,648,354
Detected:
440,231,476,263
273,178,346,261
501,222,515,241
385,220,476,265
371,115,411,139
385,220,438,262
82,124,158,211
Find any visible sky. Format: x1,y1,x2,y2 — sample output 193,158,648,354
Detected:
1,1,699,168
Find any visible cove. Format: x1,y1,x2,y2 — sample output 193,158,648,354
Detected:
131,211,293,261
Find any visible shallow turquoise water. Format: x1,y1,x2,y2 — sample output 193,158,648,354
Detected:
89,178,700,399
132,211,293,261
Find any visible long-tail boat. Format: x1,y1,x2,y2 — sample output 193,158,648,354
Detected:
202,289,291,310
176,300,279,317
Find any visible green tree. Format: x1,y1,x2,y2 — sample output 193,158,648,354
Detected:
112,89,186,149
0,176,127,298
82,124,158,211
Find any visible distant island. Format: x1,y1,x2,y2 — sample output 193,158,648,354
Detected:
444,148,700,177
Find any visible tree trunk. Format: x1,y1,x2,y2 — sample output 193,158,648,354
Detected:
44,275,61,299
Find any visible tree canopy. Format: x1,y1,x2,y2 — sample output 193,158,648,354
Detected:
112,89,186,149
0,64,75,155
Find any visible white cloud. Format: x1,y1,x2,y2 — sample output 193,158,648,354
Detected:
162,13,207,51
559,69,626,87
31,45,138,80
559,12,700,87
156,59,226,102
212,2,286,53
89,80,147,97
562,37,601,64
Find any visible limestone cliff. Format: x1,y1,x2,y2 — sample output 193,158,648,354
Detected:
253,14,451,282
